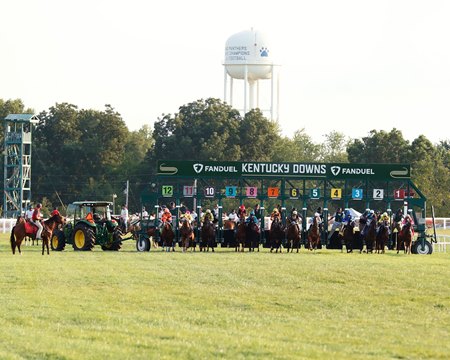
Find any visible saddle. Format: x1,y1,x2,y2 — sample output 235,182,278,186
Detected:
24,220,38,235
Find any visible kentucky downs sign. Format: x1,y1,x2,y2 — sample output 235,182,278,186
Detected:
157,161,410,180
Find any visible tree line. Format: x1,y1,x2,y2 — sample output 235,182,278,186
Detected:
1,98,448,216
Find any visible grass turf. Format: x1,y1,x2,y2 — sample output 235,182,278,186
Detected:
0,234,449,359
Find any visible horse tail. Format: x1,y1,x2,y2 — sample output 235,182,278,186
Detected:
10,226,16,251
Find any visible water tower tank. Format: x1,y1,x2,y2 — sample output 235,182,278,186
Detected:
224,29,273,80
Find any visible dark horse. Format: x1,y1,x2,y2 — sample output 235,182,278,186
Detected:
270,217,285,253
364,218,377,253
286,221,301,253
180,219,195,252
160,222,175,252
235,216,247,252
340,220,362,253
246,220,260,252
376,220,389,254
397,221,413,254
200,218,216,252
307,216,321,252
11,213,65,255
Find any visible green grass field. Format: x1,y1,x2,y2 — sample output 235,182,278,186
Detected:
0,233,449,360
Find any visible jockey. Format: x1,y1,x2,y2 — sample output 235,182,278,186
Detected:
201,209,214,223
31,203,44,240
180,210,193,224
288,210,302,231
237,204,246,218
51,207,60,217
377,211,390,235
270,207,281,221
328,207,343,239
402,211,415,236
361,209,374,237
342,209,352,225
245,210,259,226
160,208,172,227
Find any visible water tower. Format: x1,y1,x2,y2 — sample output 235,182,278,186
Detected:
223,28,280,121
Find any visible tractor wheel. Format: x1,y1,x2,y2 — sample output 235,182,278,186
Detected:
101,228,122,251
413,240,433,255
136,237,151,252
51,230,66,251
72,223,95,251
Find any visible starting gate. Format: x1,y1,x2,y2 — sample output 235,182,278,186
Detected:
140,160,434,253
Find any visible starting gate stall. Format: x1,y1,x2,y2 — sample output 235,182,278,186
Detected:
139,161,435,253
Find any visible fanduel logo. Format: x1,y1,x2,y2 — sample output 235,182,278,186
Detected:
330,166,341,176
193,163,203,174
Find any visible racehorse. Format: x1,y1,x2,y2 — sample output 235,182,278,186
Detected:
286,221,301,253
364,218,377,253
340,220,359,253
223,219,236,248
269,217,285,253
246,220,260,252
160,222,175,252
180,219,195,252
376,220,389,254
397,221,413,254
200,218,216,252
307,215,321,251
11,213,65,255
235,216,247,252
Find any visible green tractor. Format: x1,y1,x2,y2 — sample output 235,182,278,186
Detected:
51,201,124,251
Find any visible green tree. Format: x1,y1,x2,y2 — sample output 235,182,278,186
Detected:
239,109,280,161
347,129,410,164
151,98,242,161
318,131,349,163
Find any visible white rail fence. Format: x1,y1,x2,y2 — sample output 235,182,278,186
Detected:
1,218,17,234
433,235,450,253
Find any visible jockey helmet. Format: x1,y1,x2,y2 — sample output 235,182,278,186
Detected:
51,209,60,216
382,212,388,217
370,210,374,214
292,210,298,215
273,208,279,213
206,209,211,214
164,208,170,213
36,203,42,208
185,210,190,214
250,211,255,216
239,205,245,210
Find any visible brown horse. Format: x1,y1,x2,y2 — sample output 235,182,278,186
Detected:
397,221,413,254
286,221,301,253
364,218,377,253
200,218,216,252
269,217,284,253
376,220,389,254
160,222,175,252
180,219,195,252
307,216,321,251
235,216,247,252
11,213,65,255
340,221,359,253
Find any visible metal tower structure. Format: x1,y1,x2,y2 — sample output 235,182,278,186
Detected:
3,113,39,217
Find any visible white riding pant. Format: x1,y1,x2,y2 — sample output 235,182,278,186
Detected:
32,220,43,239
328,221,342,239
